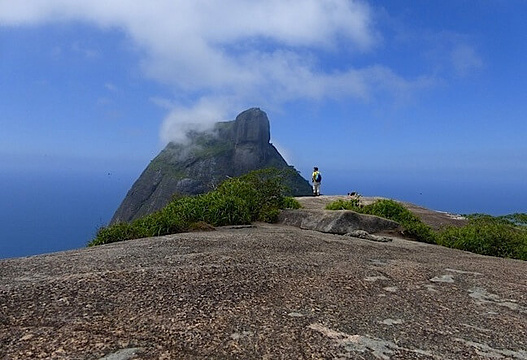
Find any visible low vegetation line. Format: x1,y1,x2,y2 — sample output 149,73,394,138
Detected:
326,198,527,261
91,171,526,261
89,168,301,247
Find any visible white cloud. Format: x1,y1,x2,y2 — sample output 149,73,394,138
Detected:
104,83,118,92
420,30,484,79
0,0,427,144
160,97,233,145
450,44,484,77
71,40,100,59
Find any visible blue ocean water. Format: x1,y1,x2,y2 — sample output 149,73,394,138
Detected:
1,169,525,259
325,172,527,216
0,171,132,259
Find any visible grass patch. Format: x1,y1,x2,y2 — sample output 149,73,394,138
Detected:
89,168,299,247
325,198,527,260
325,198,361,210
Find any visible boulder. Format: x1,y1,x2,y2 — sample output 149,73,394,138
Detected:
278,209,400,235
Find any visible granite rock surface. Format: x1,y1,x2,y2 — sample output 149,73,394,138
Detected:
1,197,525,359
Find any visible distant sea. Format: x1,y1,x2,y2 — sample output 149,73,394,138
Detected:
327,171,527,216
0,170,133,260
1,169,525,260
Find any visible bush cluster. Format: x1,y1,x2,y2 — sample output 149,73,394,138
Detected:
437,216,527,260
326,198,527,261
325,198,361,210
90,168,301,247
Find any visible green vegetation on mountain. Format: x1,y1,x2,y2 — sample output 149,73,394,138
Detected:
326,198,527,261
90,168,301,247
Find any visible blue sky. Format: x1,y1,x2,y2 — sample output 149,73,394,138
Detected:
1,0,527,217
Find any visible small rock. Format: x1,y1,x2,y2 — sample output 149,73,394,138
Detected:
288,312,304,317
380,318,404,325
383,286,398,293
430,275,454,283
99,347,142,360
20,333,34,341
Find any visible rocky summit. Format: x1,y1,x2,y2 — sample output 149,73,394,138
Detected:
1,196,525,359
111,108,312,224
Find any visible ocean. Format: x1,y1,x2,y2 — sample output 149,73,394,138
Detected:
0,170,132,259
1,169,525,260
328,172,527,216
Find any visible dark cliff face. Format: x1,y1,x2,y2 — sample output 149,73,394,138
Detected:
111,108,312,224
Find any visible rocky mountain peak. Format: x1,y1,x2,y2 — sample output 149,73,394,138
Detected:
233,107,270,145
110,108,312,224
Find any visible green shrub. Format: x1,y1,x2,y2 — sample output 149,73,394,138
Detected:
282,196,302,209
325,198,361,210
89,167,293,246
91,222,136,246
142,209,188,237
258,207,281,223
205,195,251,226
325,198,527,260
438,217,527,260
500,213,527,227
400,221,438,244
220,168,292,222
215,178,260,220
360,199,437,244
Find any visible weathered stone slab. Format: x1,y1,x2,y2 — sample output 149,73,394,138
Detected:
278,209,399,234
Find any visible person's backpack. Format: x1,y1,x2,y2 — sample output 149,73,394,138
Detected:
315,172,322,182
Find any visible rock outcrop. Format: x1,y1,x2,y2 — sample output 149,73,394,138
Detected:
1,217,526,359
111,108,312,224
278,209,399,235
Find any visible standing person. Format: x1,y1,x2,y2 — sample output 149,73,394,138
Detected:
311,167,322,196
